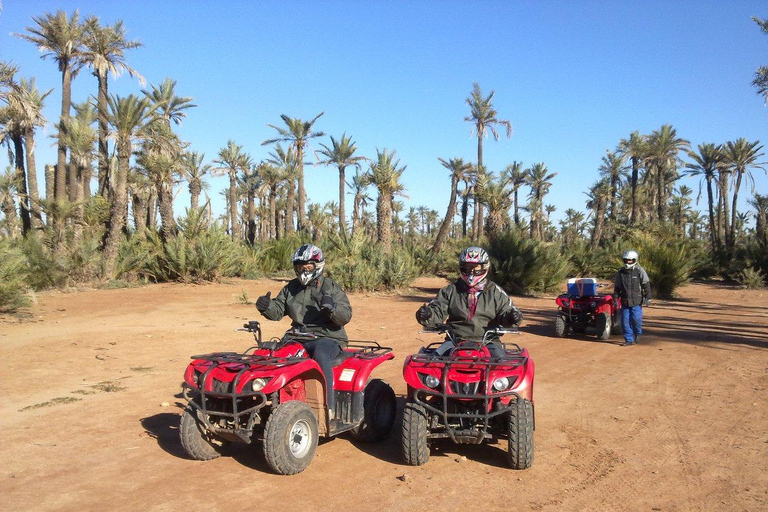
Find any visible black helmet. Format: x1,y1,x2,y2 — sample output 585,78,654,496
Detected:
292,244,325,285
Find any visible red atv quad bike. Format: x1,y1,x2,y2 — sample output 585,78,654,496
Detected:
180,320,396,475
554,278,622,340
401,324,535,469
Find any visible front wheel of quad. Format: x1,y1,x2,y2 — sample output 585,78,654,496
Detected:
263,401,318,475
596,312,611,340
351,379,397,442
179,406,230,461
554,315,569,337
507,398,534,469
401,400,429,466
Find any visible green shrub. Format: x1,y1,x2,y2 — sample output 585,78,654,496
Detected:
634,235,698,299
20,235,70,289
487,232,571,295
737,267,765,289
0,238,31,312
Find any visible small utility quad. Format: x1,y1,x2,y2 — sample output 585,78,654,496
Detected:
180,321,396,475
554,278,622,340
401,324,535,469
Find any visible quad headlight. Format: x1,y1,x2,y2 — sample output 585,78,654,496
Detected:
251,378,268,391
424,375,440,388
492,377,511,391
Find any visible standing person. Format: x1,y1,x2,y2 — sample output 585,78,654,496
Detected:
614,249,651,347
255,244,352,417
416,246,523,357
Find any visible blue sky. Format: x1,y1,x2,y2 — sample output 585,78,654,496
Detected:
2,1,767,226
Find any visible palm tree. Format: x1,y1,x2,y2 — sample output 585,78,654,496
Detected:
15,10,91,204
501,161,526,227
102,93,155,278
348,170,371,237
669,185,693,236
366,149,406,253
142,78,195,128
0,167,19,235
82,18,144,198
722,138,765,249
60,102,97,238
214,140,249,241
525,163,556,240
266,143,299,233
643,125,690,223
560,208,586,246
465,82,512,238
317,133,365,236
618,131,647,225
586,178,611,248
598,150,628,222
432,157,473,253
685,143,724,251
749,193,768,247
240,164,261,245
262,112,324,233
179,151,210,210
479,177,512,242
472,166,492,240
406,207,419,237
752,17,768,104
257,162,283,239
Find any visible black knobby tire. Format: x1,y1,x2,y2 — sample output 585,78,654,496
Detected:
263,400,319,475
179,406,230,461
611,316,623,335
554,315,568,338
507,398,534,470
596,312,611,340
401,399,430,466
351,379,397,442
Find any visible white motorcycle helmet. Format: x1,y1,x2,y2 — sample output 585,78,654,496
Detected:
459,246,490,287
292,244,325,285
622,249,639,270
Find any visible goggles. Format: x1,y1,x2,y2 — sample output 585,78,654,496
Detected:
623,258,636,264
460,266,486,276
294,261,316,270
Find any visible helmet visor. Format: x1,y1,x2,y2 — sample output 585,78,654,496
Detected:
460,265,486,277
622,258,636,264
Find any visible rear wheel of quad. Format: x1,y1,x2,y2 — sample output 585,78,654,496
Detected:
596,312,611,340
351,379,397,442
263,401,318,475
401,400,429,466
507,398,534,470
554,315,569,337
611,312,623,335
179,406,230,461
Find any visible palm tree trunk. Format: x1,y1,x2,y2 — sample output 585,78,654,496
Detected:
247,190,256,245
377,192,392,253
351,195,360,237
96,72,110,198
45,164,54,204
630,157,639,225
102,141,131,279
157,180,176,242
338,166,346,235
297,145,307,233
729,170,743,250
285,183,296,234
705,177,718,251
228,171,238,241
132,193,147,232
431,176,458,253
56,67,73,204
718,172,730,247
147,188,157,230
12,135,31,235
24,128,43,229
189,182,201,210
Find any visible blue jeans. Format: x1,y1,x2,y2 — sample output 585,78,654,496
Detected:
303,338,342,410
621,305,643,343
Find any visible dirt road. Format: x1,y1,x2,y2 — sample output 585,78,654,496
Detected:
1,278,766,512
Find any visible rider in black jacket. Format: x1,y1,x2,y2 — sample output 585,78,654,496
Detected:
614,249,651,346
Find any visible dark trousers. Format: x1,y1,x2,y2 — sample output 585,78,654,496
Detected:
303,338,342,410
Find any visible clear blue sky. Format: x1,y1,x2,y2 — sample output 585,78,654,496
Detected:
2,1,767,226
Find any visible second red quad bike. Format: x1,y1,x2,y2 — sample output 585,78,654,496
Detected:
401,324,535,469
554,278,622,340
180,321,396,475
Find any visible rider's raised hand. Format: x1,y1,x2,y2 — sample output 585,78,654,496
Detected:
416,303,432,324
256,291,272,312
501,306,523,326
320,294,336,314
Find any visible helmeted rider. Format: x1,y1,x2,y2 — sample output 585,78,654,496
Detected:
256,244,352,416
613,249,651,346
416,246,523,357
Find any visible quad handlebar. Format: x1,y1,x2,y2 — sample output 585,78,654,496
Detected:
421,323,520,345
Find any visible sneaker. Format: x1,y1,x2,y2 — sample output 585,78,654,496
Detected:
621,341,635,347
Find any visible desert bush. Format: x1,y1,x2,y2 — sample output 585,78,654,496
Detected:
634,235,699,299
0,238,31,312
737,267,765,289
567,240,624,279
487,231,571,295
258,233,310,274
20,235,70,289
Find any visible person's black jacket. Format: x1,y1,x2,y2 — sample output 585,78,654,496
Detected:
614,265,651,307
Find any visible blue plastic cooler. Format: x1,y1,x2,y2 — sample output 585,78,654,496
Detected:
567,278,598,297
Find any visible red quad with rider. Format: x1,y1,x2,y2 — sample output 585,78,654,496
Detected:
401,323,535,469
554,278,622,340
180,321,396,475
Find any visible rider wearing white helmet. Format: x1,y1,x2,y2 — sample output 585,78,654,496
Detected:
614,249,651,346
255,244,352,415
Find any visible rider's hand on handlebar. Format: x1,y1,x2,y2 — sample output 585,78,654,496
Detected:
500,306,523,326
416,304,432,324
256,291,272,312
320,294,336,314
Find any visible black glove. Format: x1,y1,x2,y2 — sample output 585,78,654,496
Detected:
256,291,272,313
416,304,432,324
502,306,523,326
320,294,335,314
643,298,651,307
